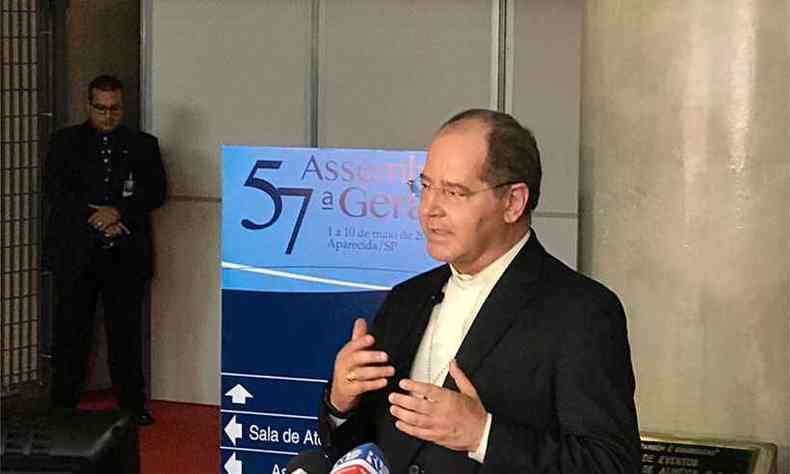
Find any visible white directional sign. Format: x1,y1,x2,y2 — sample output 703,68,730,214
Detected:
224,452,243,474
225,383,253,405
224,415,243,446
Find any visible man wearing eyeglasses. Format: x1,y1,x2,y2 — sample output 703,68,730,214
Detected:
318,109,639,473
44,75,166,426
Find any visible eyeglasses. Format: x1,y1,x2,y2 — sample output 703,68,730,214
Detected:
90,103,123,115
407,176,520,203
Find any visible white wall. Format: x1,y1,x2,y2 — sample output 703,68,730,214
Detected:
580,1,790,471
146,0,313,404
512,0,581,266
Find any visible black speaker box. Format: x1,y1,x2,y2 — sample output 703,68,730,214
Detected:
1,410,139,474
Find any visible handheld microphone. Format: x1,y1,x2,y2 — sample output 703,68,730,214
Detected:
286,450,333,474
330,443,390,474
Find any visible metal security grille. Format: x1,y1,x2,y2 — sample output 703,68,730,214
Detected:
1,0,53,396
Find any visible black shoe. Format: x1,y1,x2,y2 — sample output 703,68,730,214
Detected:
135,410,155,426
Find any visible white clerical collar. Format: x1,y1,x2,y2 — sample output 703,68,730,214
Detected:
449,229,531,289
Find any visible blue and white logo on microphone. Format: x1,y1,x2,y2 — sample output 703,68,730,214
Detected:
331,443,390,474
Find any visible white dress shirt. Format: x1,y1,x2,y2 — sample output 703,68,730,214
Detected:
410,230,530,462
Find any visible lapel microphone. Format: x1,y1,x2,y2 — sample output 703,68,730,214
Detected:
431,291,444,305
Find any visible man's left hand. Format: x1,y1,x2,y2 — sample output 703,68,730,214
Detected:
88,205,120,231
389,359,487,452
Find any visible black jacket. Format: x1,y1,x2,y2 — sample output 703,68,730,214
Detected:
43,121,167,279
319,232,640,473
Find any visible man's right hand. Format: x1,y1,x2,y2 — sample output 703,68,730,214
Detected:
103,222,130,238
330,318,394,414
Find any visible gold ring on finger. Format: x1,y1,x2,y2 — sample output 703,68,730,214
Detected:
345,371,356,382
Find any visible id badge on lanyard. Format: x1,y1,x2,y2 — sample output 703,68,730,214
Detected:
123,172,135,197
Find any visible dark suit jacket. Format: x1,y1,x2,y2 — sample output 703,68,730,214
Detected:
319,232,640,473
43,122,167,280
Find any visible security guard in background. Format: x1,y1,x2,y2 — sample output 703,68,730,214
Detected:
44,75,166,426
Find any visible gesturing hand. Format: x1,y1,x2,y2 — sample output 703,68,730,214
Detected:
389,359,487,452
330,318,394,414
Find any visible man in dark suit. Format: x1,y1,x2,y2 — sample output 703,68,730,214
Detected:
44,75,166,426
319,109,639,472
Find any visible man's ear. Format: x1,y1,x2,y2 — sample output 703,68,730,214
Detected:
503,183,529,224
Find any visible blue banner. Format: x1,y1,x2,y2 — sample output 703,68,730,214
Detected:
221,146,437,474
222,146,437,293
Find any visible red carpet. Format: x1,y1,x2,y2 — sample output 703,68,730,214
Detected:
79,391,219,473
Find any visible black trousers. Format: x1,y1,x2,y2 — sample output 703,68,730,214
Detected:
51,246,147,413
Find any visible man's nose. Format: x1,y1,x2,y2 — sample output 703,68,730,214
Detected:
419,191,444,216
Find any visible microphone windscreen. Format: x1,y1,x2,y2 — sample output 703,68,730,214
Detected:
287,450,333,474
330,443,390,474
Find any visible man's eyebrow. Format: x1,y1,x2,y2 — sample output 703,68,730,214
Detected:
441,180,471,192
419,173,473,191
